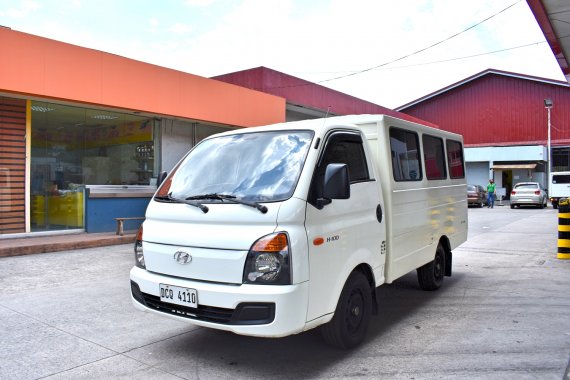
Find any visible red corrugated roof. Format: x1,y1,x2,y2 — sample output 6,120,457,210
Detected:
397,68,568,111
213,66,441,129
396,69,570,147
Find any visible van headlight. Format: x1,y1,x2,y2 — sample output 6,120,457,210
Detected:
134,226,145,269
243,232,291,285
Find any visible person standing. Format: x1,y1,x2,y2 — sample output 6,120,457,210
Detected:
486,179,496,208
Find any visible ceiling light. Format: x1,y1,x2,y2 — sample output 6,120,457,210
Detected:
31,106,55,112
91,115,119,120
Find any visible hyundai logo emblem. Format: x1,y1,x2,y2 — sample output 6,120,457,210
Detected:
174,251,192,264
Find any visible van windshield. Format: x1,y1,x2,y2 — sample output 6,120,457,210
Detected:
157,130,314,203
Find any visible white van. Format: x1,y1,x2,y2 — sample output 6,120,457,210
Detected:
549,171,570,209
130,114,468,348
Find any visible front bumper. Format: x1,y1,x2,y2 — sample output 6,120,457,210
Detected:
130,266,310,337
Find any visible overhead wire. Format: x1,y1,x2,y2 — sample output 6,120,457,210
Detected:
257,0,524,91
316,0,523,84
298,40,547,75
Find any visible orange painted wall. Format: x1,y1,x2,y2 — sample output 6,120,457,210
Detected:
0,28,285,127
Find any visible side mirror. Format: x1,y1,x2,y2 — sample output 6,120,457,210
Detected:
317,163,350,208
157,171,168,186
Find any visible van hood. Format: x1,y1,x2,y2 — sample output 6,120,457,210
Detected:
144,200,279,249
140,200,279,284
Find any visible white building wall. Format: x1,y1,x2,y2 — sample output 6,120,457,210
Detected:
466,162,489,187
465,145,548,190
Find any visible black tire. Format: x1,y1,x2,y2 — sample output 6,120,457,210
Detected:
320,271,372,349
539,202,544,209
417,245,445,291
478,200,483,208
510,204,515,209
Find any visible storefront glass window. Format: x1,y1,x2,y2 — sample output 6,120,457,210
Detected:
30,101,155,231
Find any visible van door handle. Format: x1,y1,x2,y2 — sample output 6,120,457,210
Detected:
376,204,383,223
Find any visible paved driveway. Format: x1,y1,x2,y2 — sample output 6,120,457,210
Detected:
1,206,569,379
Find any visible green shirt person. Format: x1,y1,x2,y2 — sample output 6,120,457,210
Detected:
486,179,496,208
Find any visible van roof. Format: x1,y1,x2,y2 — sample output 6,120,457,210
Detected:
213,114,462,140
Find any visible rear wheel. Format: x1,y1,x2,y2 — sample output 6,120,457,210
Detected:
417,245,445,291
320,271,372,349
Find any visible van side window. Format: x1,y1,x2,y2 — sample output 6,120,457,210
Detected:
308,132,369,205
390,128,422,181
446,140,465,179
552,175,570,184
423,135,447,180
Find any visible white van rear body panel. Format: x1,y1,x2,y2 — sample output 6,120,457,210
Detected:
387,183,467,281
550,171,570,199
358,116,467,283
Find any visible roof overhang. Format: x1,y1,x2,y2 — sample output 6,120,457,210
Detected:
527,0,570,83
491,164,537,170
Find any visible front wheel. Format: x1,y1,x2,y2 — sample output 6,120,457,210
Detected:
417,245,445,291
320,271,372,349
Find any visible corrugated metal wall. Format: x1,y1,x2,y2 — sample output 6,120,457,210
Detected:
400,74,570,147
0,97,26,234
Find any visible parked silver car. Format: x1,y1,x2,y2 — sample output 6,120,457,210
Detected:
510,182,548,209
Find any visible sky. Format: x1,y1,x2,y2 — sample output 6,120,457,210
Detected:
0,0,564,108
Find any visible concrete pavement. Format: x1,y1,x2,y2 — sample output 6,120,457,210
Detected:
0,206,569,379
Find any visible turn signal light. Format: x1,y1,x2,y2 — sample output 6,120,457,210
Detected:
251,233,288,252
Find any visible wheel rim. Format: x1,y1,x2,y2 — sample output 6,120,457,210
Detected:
344,288,365,334
434,251,444,280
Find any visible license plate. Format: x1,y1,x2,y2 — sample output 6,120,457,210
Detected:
159,284,198,308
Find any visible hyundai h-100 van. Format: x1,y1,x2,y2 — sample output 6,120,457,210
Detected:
130,114,468,348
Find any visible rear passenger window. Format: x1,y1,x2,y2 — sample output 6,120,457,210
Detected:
423,135,447,180
446,140,465,179
390,128,422,181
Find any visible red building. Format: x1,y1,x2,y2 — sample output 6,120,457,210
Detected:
213,66,436,127
397,69,570,196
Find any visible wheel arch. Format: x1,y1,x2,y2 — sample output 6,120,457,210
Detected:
352,263,378,315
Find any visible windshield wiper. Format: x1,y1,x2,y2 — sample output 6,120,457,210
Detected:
187,193,268,214
154,193,209,213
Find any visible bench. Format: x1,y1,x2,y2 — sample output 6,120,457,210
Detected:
114,217,145,236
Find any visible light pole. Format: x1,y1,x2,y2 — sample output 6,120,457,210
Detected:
544,98,553,190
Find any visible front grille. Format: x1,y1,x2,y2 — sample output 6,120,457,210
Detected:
142,293,235,324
